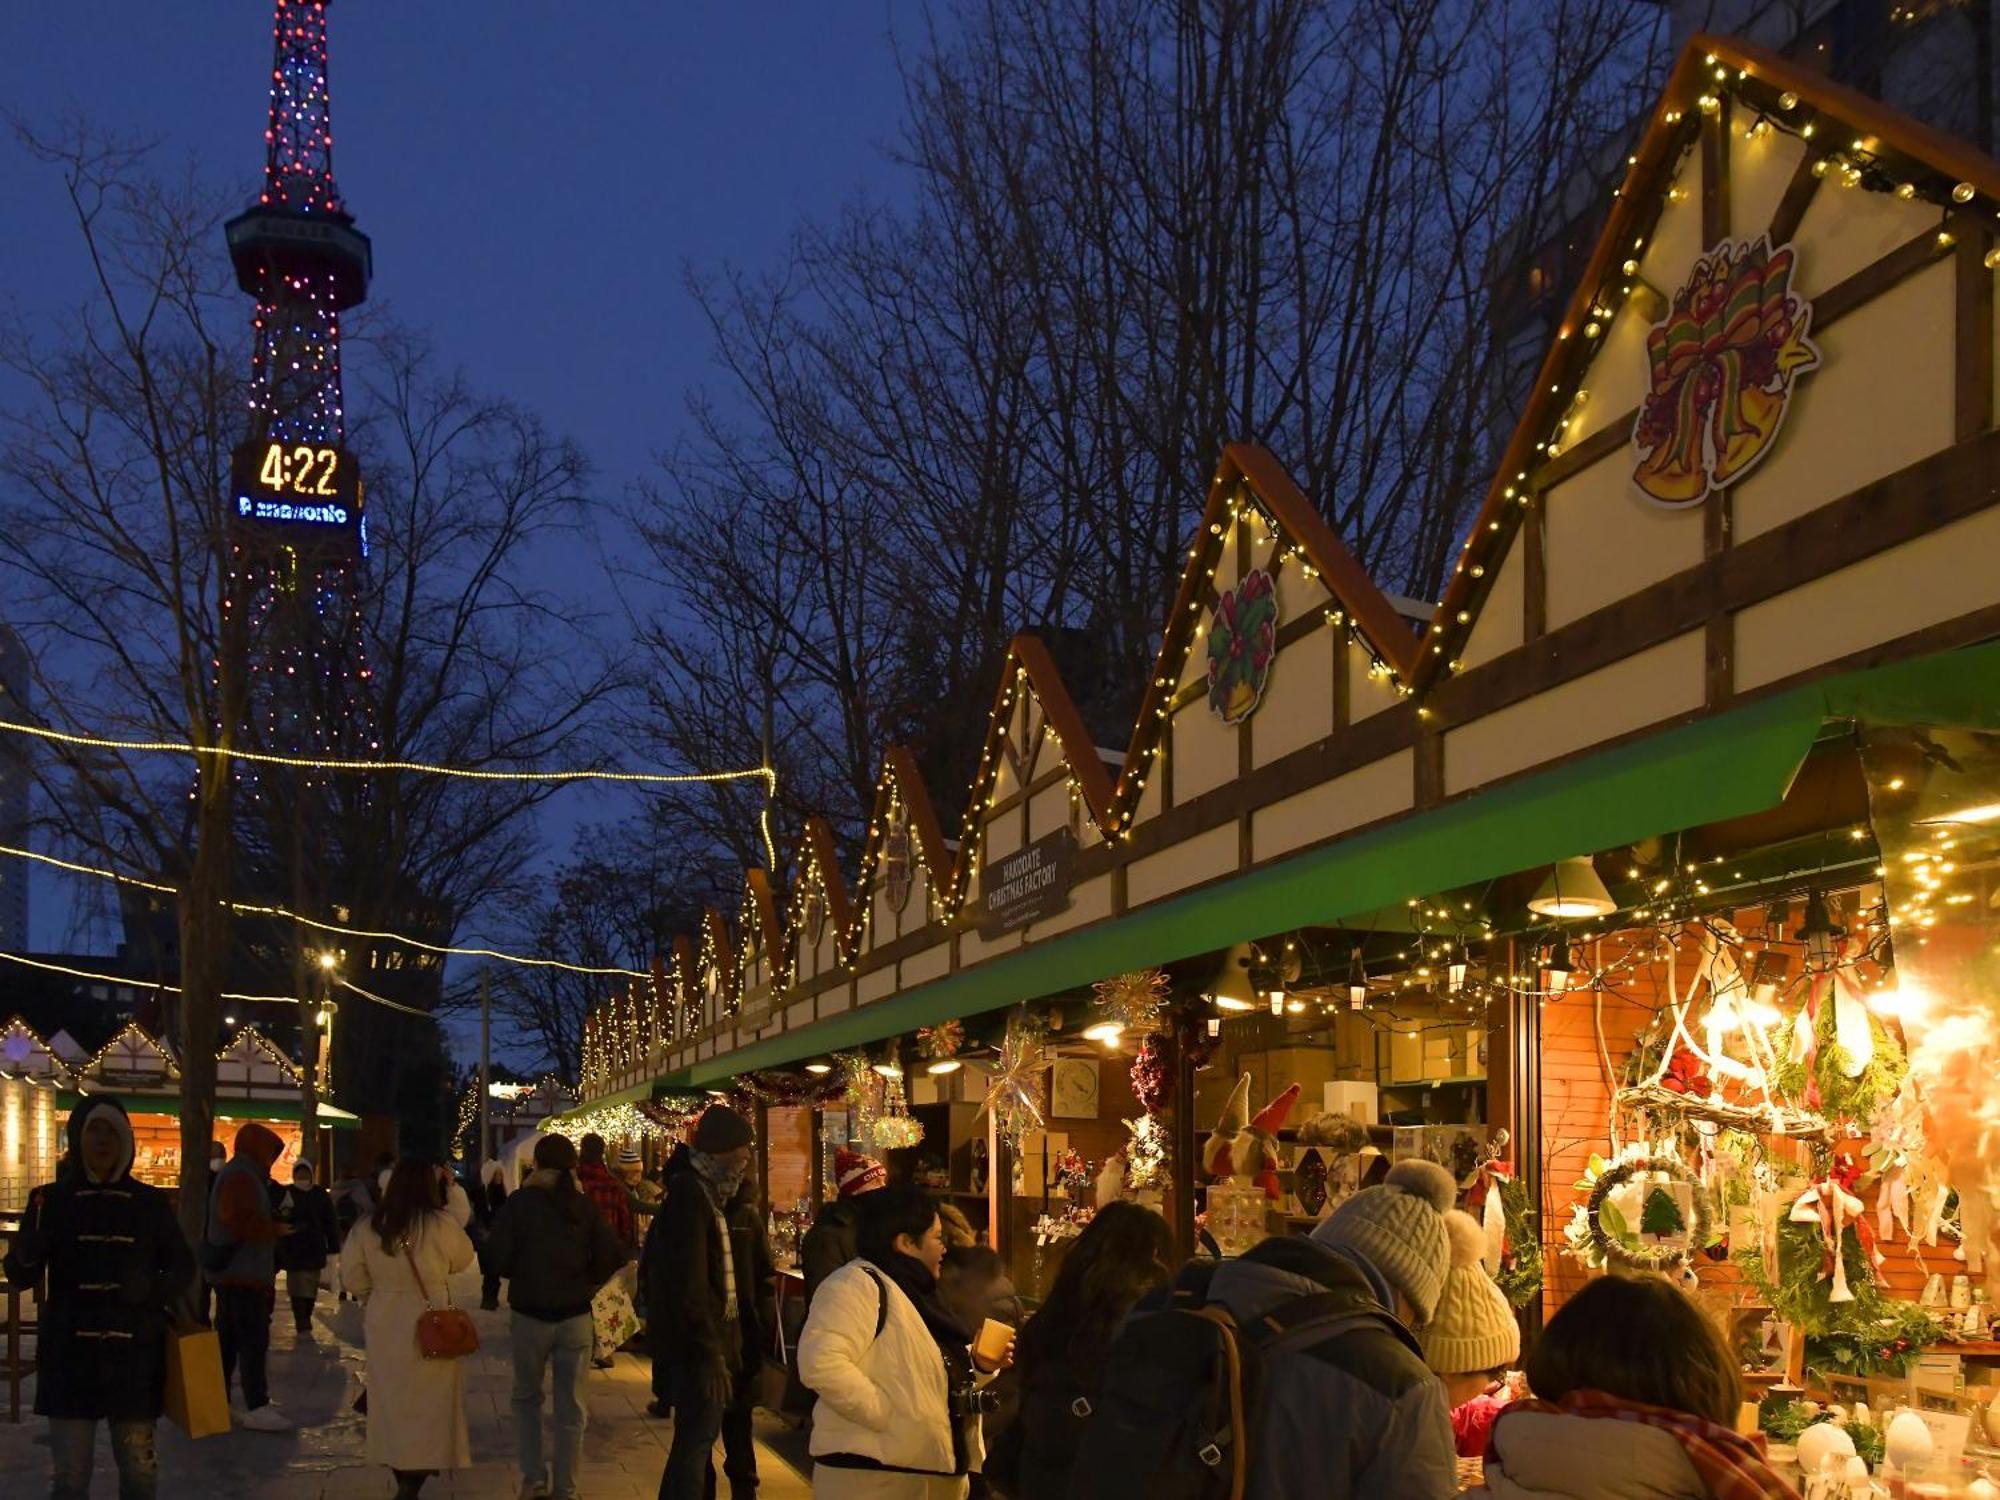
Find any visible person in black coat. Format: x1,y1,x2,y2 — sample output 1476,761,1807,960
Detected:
274,1158,341,1336
719,1175,778,1500
475,1159,507,1310
642,1106,755,1500
4,1095,195,1500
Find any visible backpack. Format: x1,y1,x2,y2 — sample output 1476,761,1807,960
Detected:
1064,1262,1404,1500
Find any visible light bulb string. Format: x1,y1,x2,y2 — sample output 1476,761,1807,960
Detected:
0,716,776,789
0,842,651,980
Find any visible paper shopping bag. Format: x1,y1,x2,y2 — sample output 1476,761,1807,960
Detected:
164,1327,231,1438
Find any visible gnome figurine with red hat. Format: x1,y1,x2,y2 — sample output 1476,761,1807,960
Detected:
1202,1073,1303,1200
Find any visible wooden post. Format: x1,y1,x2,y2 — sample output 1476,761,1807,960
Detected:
808,1108,825,1213
753,1100,771,1219
1504,939,1546,1336
1171,1017,1198,1262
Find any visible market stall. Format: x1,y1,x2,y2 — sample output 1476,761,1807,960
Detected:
574,31,2000,1487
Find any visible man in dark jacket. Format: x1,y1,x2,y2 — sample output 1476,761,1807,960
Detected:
206,1121,294,1430
1202,1160,1460,1499
486,1133,628,1500
4,1095,194,1500
643,1105,755,1500
718,1175,777,1500
476,1159,508,1309
274,1159,340,1337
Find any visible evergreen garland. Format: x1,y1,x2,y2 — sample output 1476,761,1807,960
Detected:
1492,1173,1544,1310
1765,1000,1906,1124
1736,1217,1940,1378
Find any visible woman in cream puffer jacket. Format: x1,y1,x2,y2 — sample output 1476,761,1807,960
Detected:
797,1255,966,1498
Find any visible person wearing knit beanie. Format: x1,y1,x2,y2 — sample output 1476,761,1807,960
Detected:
1311,1157,1457,1327
691,1104,755,1156
1422,1210,1523,1458
834,1145,887,1199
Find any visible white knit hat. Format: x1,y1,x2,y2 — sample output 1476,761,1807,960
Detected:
1419,1210,1521,1375
1311,1159,1456,1326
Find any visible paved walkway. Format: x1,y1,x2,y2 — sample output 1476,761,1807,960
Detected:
0,1272,812,1499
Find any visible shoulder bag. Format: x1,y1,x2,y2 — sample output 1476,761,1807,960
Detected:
404,1235,480,1360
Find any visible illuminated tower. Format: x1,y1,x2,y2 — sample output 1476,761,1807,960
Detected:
225,0,376,1141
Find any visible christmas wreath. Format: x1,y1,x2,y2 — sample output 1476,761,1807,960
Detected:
1584,1156,1711,1272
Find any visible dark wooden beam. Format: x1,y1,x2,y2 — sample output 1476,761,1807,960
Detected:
1766,146,1824,246
1522,499,1547,643
1701,95,1730,247
1956,221,1994,443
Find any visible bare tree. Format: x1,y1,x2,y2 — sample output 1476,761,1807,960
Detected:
626,0,1668,876
0,126,613,1190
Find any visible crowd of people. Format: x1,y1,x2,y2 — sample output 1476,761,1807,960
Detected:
3,1093,1800,1500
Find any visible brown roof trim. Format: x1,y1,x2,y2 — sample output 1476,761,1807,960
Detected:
739,866,785,971
1419,32,2000,689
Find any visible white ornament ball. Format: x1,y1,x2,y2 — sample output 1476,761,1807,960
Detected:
1967,1475,1999,1500
1797,1422,1857,1476
1885,1408,1935,1473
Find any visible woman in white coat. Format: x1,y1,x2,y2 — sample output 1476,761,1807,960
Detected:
343,1159,479,1500
797,1186,1011,1500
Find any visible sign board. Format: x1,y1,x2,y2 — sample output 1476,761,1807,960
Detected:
978,827,1075,937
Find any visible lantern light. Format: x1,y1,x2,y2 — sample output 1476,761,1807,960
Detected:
1347,948,1369,1011
1545,934,1575,994
1528,857,1616,918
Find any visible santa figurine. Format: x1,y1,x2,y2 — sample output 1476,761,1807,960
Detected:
1202,1074,1303,1200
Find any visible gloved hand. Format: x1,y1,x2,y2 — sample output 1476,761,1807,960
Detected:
700,1356,733,1409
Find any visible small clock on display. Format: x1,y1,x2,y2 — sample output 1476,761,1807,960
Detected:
230,439,364,540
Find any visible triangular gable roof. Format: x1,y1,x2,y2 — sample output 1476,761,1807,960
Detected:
736,866,785,979
950,634,1119,909
697,907,737,1020
850,745,952,936
784,815,855,958
216,1026,301,1094
78,1021,178,1090
1421,31,2000,686
0,1015,70,1084
1114,441,1423,821
668,936,698,1040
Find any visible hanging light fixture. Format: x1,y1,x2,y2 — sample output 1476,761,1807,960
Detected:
1348,947,1369,1010
1799,890,1845,967
1545,933,1575,994
1081,1019,1125,1046
804,1061,833,1075
1267,990,1287,1016
1209,941,1257,1011
1206,1016,1222,1039
1528,857,1617,918
1447,941,1469,995
926,1058,963,1075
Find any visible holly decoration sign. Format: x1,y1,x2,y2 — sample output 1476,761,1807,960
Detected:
1631,235,1819,508
1206,568,1279,724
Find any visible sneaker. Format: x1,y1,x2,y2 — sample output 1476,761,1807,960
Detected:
239,1402,297,1433
516,1480,549,1500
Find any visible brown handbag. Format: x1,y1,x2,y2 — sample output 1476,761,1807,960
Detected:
404,1239,480,1360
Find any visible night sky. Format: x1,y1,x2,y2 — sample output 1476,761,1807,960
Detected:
1,6,925,991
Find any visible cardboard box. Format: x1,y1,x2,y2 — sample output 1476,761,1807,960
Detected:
1322,1081,1379,1124
1258,1046,1342,1104
1389,1031,1425,1083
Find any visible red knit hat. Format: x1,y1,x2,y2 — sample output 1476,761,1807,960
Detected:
835,1146,886,1198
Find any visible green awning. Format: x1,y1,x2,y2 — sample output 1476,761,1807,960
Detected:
546,1077,661,1126
670,637,2000,1088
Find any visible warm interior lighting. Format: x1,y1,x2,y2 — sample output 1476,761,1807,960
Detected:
1081,1020,1125,1046
1528,857,1617,918
803,1062,833,1075
1544,934,1574,993
1347,947,1369,1011
871,1062,904,1078
925,1059,963,1075
1917,801,2000,827
1448,943,1468,994
1266,990,1286,1016
1211,992,1254,1013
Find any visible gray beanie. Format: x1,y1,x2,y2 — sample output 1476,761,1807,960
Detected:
1311,1159,1456,1326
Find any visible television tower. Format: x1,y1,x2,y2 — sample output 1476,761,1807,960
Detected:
225,0,375,1159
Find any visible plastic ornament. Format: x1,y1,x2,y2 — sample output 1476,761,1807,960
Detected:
1796,1421,1855,1476
1884,1409,1934,1473
1968,1475,1999,1500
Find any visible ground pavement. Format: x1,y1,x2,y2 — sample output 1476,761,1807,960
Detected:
0,1272,812,1500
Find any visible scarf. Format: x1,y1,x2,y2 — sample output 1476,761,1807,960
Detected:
873,1250,974,1473
689,1149,740,1323
1492,1391,1800,1500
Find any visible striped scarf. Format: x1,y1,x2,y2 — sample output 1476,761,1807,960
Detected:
689,1150,739,1323
1491,1391,1800,1500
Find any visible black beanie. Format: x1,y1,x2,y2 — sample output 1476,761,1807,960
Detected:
692,1105,754,1155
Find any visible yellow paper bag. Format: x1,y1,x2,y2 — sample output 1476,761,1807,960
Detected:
164,1327,230,1439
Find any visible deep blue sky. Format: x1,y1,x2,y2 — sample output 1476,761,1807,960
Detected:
3,5,933,1071
1,6,925,978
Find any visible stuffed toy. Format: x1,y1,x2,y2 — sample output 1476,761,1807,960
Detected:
1202,1074,1303,1200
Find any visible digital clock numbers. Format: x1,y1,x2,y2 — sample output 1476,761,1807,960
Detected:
230,439,364,540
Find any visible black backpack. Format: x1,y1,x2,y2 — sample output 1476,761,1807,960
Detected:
1065,1263,1405,1500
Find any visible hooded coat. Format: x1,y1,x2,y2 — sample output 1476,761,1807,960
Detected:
641,1143,736,1373
206,1121,286,1287
2,1096,194,1420
1203,1235,1459,1500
